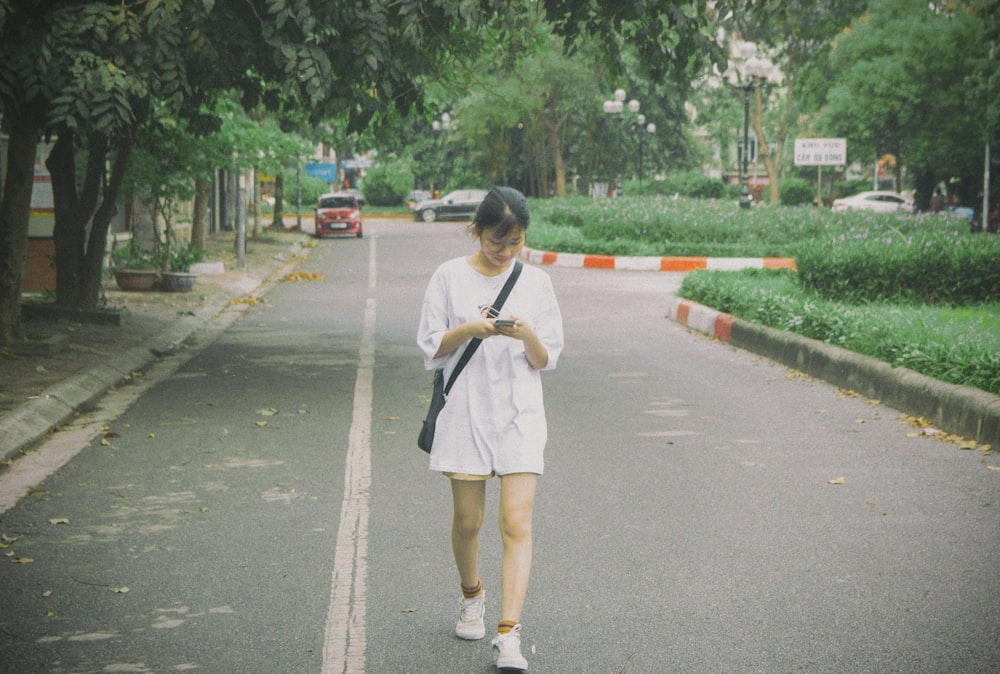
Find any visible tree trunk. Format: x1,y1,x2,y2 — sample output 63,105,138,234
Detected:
546,112,568,198
78,138,132,308
752,86,780,205
191,178,210,249
0,110,45,342
270,172,285,229
48,130,106,308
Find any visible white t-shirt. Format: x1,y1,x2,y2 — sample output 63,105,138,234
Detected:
417,257,564,476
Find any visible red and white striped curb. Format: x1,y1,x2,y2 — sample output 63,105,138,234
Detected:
521,247,795,272
666,297,734,343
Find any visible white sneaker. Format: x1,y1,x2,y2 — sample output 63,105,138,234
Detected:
455,591,486,640
492,624,528,672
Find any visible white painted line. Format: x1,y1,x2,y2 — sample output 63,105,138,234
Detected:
322,298,374,673
322,249,376,672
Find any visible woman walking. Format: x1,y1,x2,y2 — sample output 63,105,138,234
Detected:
417,186,563,672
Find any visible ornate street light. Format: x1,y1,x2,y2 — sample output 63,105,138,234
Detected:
732,44,771,209
603,89,642,197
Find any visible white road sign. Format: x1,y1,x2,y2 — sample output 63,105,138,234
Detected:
794,138,846,166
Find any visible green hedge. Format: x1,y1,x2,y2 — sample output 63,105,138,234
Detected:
362,159,416,206
794,218,1000,304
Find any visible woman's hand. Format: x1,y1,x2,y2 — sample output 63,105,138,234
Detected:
492,317,548,369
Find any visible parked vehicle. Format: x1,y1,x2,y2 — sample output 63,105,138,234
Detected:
831,190,914,214
411,189,489,222
315,192,363,238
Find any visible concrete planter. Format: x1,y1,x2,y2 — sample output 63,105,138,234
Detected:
160,271,198,292
114,269,159,291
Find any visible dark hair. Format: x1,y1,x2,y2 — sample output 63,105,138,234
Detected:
470,186,530,238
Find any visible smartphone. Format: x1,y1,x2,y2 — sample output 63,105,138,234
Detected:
495,319,516,328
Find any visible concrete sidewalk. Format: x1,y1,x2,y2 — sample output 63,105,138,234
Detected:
1,231,312,464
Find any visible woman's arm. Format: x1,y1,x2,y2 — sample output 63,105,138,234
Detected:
433,320,496,359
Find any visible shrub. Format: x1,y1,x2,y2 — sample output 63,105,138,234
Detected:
362,159,415,206
831,178,871,200
282,167,330,206
660,170,727,199
780,178,815,206
795,214,1000,305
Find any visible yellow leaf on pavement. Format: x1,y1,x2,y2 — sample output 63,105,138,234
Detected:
827,477,846,485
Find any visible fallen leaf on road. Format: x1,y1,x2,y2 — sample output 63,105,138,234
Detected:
36,365,47,373
11,557,34,563
827,477,846,485
256,407,278,417
48,518,69,525
383,416,400,421
282,271,325,282
254,420,267,428
110,586,130,593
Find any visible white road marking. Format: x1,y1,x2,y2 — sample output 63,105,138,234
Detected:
322,236,376,674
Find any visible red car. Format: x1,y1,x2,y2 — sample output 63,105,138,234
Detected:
314,192,363,238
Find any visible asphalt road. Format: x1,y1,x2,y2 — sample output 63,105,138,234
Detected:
1,219,997,673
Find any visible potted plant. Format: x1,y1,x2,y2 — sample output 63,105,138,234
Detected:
110,242,159,291
159,239,206,292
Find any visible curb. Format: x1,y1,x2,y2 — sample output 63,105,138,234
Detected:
521,246,796,272
0,237,310,463
666,296,1000,449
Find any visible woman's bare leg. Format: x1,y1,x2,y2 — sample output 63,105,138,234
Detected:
450,479,487,588
498,472,537,623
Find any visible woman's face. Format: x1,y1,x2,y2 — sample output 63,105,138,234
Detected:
478,225,525,271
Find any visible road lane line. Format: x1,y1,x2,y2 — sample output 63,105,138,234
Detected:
322,268,376,671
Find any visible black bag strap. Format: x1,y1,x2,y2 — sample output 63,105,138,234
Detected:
443,260,523,396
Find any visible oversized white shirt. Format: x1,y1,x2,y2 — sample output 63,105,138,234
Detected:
417,257,564,476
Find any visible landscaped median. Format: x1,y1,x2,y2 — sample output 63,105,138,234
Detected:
666,295,1000,451
524,195,999,449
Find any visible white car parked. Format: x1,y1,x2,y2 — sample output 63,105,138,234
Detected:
831,190,914,213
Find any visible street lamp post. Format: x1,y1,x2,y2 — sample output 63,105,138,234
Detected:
732,44,770,209
739,83,753,209
603,89,641,197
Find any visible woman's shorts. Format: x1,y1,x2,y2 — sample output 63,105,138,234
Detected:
443,471,495,481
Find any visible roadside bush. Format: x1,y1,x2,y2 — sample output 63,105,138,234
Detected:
660,170,727,199
795,215,1000,304
831,178,871,200
281,167,329,206
362,159,415,206
780,178,815,206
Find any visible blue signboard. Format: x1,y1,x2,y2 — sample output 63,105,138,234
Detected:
304,162,338,182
